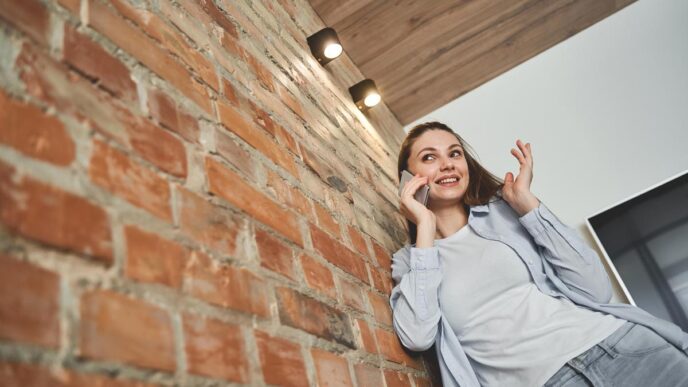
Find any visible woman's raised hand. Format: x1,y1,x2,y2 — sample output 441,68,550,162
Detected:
399,174,436,227
502,139,540,216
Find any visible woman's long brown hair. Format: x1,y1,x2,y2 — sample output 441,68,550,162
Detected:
397,122,503,245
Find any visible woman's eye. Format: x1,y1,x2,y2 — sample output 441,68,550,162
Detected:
451,150,462,157
422,154,435,161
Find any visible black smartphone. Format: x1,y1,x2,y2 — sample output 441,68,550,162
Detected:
399,170,429,206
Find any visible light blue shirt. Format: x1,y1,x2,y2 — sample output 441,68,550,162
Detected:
390,197,688,387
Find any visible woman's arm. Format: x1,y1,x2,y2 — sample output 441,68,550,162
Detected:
389,246,442,351
501,140,612,303
519,203,613,303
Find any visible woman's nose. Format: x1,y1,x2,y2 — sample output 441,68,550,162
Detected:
440,158,455,170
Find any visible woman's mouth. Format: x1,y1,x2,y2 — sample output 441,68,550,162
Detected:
436,177,459,187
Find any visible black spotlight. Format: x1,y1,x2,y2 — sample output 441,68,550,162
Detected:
349,79,381,111
307,27,342,65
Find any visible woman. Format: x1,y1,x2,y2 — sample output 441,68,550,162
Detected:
390,121,688,386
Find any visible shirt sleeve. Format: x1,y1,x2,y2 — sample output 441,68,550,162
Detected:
389,246,442,351
519,202,613,304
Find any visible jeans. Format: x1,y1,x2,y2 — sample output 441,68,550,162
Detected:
544,321,688,386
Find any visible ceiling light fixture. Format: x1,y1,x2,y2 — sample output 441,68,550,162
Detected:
349,79,381,111
307,27,342,65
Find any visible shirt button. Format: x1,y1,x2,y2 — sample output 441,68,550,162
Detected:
419,285,425,290
528,260,533,265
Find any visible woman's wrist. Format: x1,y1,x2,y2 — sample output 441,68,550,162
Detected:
416,219,436,248
508,192,540,216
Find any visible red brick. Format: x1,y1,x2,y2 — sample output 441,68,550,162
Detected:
383,370,412,387
0,161,112,263
414,376,432,387
0,90,75,166
221,78,240,106
184,251,269,317
265,169,313,220
355,319,378,354
124,226,187,288
254,330,308,387
58,0,80,14
197,0,238,37
246,53,275,92
309,224,369,284
299,253,336,299
16,43,184,177
89,140,172,221
88,0,212,114
0,255,59,348
248,101,276,136
109,0,219,92
176,187,239,257
274,124,301,158
183,314,249,383
371,266,393,295
372,240,392,271
0,361,159,387
126,118,187,178
0,0,49,45
311,349,353,387
375,328,423,370
314,201,340,237
214,131,257,179
354,363,384,387
338,277,367,313
348,226,369,258
276,287,354,347
79,290,175,371
368,290,393,326
205,157,302,246
63,24,138,104
277,84,305,121
216,100,298,177
255,228,295,280
147,88,199,143
217,28,245,61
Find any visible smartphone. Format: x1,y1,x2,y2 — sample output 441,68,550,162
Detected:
399,170,430,206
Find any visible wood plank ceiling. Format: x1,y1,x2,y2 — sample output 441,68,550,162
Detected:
309,0,635,125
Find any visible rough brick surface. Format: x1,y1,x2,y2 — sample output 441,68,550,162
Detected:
184,252,270,317
300,253,336,299
0,255,60,348
310,224,369,284
0,0,50,45
79,290,175,371
183,315,249,383
0,161,113,263
124,226,187,288
354,363,384,387
311,349,353,387
206,157,302,246
0,90,75,166
89,140,172,221
255,228,296,280
63,24,138,104
255,330,309,387
0,362,158,386
0,0,414,383
276,287,355,348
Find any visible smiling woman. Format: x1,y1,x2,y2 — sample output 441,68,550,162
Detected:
390,121,688,387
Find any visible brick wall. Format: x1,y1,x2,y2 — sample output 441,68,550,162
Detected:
0,0,437,385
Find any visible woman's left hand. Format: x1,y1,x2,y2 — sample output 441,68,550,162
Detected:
502,139,540,216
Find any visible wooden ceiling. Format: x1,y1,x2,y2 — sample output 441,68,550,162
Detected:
309,0,635,125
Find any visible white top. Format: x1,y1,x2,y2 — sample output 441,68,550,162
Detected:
436,225,625,387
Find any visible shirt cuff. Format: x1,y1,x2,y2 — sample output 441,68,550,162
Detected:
409,247,440,270
519,202,547,236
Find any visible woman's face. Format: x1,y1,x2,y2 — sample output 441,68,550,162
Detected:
407,129,470,206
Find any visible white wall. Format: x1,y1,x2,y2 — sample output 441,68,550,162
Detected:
406,0,688,229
